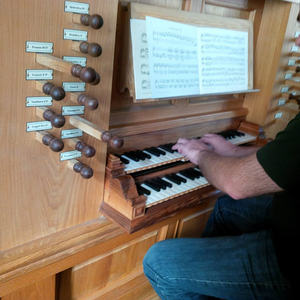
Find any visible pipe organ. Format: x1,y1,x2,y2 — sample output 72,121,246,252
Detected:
0,0,299,299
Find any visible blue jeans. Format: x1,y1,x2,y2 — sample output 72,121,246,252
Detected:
143,195,292,299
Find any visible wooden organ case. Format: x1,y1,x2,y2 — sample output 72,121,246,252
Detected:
0,0,299,299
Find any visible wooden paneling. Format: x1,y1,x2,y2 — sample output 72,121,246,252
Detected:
58,228,170,300
262,2,300,138
177,204,215,238
2,276,55,300
0,0,117,251
243,0,292,125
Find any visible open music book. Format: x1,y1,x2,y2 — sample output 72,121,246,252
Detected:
131,17,248,100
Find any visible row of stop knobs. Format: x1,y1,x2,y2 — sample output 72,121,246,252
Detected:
41,108,124,148
42,131,95,157
42,133,95,178
43,82,99,109
37,14,103,179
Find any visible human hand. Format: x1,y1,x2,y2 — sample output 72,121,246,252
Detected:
172,138,211,164
200,134,238,156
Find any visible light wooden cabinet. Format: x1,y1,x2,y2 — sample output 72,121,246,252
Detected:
177,201,215,238
58,226,174,300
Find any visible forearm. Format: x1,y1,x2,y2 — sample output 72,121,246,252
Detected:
197,151,243,197
197,151,281,199
230,145,260,157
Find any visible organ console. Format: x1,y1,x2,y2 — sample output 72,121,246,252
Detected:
1,0,299,299
102,122,260,232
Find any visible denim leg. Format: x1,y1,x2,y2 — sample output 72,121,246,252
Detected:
143,231,291,300
202,194,273,237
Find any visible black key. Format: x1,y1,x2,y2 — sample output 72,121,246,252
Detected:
192,168,203,177
179,170,195,180
153,178,167,190
144,180,161,192
165,174,181,185
159,144,175,153
187,168,200,179
156,148,166,155
156,177,172,189
123,151,140,162
144,147,161,157
141,150,152,159
135,150,147,160
119,155,130,164
148,147,166,156
161,178,172,188
137,184,151,196
173,173,187,183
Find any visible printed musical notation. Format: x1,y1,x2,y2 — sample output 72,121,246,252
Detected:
198,28,248,94
130,19,152,99
130,17,249,100
147,16,200,98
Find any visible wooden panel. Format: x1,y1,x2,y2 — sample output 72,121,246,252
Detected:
243,0,292,125
176,202,215,238
0,0,118,251
127,0,183,9
206,0,248,10
2,276,55,300
262,3,300,138
58,229,166,300
80,271,158,300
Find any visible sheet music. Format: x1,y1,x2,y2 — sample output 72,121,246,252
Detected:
130,19,152,99
198,27,248,94
146,16,199,98
130,17,249,100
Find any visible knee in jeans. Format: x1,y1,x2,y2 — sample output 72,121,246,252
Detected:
143,242,162,269
143,240,170,278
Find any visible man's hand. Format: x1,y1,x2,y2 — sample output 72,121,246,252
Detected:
200,134,238,156
172,138,211,164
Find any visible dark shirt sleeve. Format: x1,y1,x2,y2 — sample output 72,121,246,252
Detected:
256,113,300,191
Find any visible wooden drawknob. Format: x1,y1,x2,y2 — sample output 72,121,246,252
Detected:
43,109,65,128
79,41,102,57
73,162,94,179
80,14,103,29
42,82,65,101
77,94,99,110
75,141,96,158
42,134,64,152
109,136,124,149
101,131,124,149
71,64,100,85
80,67,96,83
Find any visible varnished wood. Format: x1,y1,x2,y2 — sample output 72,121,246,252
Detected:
243,0,293,125
0,0,118,259
2,276,55,300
